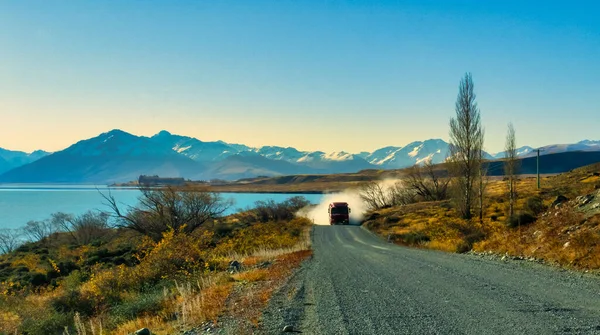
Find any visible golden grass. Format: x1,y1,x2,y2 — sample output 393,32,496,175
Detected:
366,164,600,270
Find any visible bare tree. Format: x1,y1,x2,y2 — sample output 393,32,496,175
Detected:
404,159,449,201
101,185,233,241
504,122,519,218
51,211,110,245
23,219,58,243
359,181,392,210
0,229,22,254
388,181,418,206
448,73,485,220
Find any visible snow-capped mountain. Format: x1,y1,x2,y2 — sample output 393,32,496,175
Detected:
252,146,306,162
579,140,600,146
151,130,237,161
0,130,204,183
364,139,450,168
0,147,50,174
490,146,534,159
1,129,599,183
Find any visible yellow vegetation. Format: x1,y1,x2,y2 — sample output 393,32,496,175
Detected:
366,163,600,270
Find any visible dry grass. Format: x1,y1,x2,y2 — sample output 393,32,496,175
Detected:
0,213,314,335
223,249,312,333
365,163,600,270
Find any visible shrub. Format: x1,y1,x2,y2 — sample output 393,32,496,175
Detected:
109,290,165,325
525,196,547,215
51,289,95,316
506,212,536,228
457,230,486,253
19,310,73,335
490,215,498,221
102,185,234,241
396,231,430,245
251,196,311,223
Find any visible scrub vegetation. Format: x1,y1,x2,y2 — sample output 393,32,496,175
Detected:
0,186,312,335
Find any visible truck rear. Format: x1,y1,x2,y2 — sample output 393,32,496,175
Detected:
328,202,351,225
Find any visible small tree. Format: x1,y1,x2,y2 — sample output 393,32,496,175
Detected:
23,219,58,243
359,181,392,210
101,185,233,241
51,211,110,245
404,159,449,201
504,122,519,218
448,72,485,220
0,229,22,254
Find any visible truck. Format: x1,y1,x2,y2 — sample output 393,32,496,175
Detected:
328,202,351,225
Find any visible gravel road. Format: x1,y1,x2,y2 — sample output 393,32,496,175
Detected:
260,225,600,334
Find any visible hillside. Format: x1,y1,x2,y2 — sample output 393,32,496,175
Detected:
363,162,600,269
207,151,600,193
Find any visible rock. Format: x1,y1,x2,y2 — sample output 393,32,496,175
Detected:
577,194,594,207
135,329,151,335
228,260,241,273
563,241,570,248
501,255,507,261
551,195,569,208
592,203,600,209
283,325,295,332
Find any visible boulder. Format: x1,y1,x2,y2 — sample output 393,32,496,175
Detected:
228,260,241,273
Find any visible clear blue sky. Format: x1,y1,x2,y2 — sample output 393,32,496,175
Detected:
1,0,598,154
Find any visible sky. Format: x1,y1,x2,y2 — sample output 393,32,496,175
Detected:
0,1,598,154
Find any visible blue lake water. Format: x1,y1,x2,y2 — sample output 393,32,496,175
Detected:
0,184,324,230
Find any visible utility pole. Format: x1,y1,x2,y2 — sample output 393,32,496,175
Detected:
537,148,540,189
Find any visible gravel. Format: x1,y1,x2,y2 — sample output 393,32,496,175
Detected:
259,225,600,334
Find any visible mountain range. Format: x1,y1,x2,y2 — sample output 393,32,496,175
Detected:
0,129,599,183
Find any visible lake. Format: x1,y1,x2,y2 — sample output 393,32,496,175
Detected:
0,184,324,230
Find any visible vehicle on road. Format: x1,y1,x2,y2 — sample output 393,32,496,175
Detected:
328,202,351,225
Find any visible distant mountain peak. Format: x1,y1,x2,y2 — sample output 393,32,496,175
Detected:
103,129,129,136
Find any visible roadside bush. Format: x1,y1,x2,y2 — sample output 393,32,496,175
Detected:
506,212,536,228
395,231,430,245
525,196,547,216
251,196,311,223
456,230,486,253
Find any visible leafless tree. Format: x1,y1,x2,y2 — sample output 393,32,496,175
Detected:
101,185,233,241
51,211,110,245
504,122,519,218
23,219,58,243
359,181,392,210
388,181,418,206
448,73,485,220
404,159,449,201
0,229,23,254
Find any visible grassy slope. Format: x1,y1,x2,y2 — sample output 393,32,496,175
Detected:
363,163,600,270
0,214,313,335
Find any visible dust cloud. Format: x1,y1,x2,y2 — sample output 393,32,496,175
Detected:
297,179,403,225
298,189,367,225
